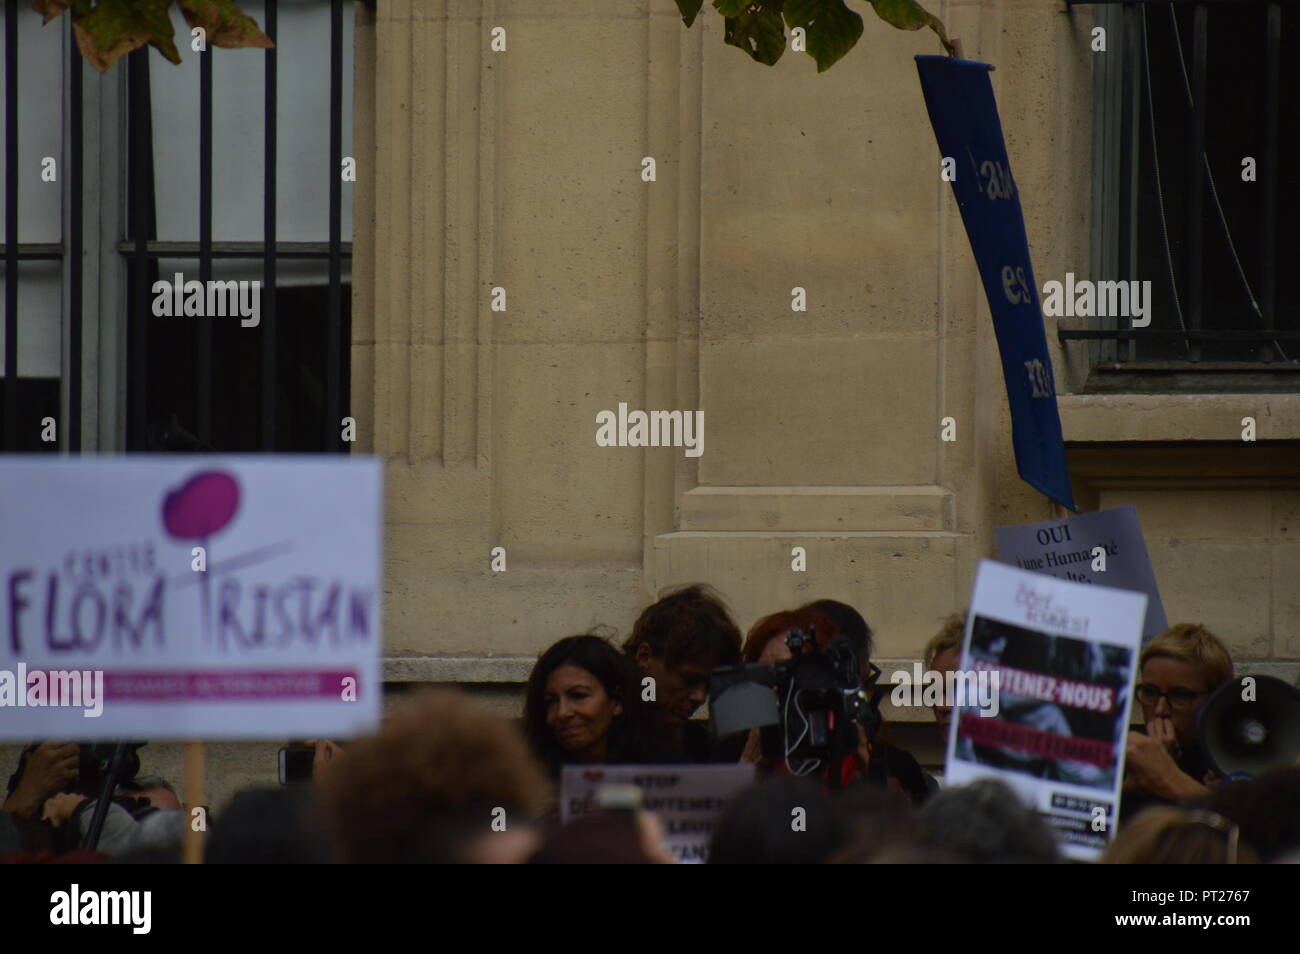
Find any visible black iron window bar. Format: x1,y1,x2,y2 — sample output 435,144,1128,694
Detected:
1060,1,1290,365
2,0,351,453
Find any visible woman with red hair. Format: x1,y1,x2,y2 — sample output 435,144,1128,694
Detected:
741,607,841,665
738,602,931,804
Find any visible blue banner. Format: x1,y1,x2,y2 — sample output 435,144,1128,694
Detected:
915,55,1076,511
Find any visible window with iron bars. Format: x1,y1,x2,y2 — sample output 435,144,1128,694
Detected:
1066,0,1299,392
0,0,353,453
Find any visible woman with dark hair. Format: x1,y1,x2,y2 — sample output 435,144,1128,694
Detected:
524,634,647,775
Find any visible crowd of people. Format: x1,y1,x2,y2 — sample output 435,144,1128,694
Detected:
2,582,1297,864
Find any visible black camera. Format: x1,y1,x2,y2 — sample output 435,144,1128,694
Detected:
76,743,146,797
6,741,146,801
5,741,152,851
709,628,880,788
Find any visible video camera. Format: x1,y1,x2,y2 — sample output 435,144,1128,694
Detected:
708,628,881,788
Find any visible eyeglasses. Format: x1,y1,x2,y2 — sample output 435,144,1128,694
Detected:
1135,683,1206,711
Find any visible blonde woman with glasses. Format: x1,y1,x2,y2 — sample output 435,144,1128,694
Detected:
1122,623,1234,817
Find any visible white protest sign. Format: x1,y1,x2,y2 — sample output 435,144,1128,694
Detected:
945,559,1147,861
0,456,383,740
995,504,1167,642
560,763,755,864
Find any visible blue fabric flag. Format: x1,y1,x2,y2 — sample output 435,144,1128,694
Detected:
916,55,1076,511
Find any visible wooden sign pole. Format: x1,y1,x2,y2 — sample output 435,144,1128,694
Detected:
183,740,205,864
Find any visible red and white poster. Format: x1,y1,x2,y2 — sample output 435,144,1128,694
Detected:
946,559,1148,860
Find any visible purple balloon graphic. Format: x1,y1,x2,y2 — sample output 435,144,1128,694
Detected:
163,471,240,540
163,471,240,648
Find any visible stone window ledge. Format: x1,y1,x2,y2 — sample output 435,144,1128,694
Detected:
1059,393,1300,444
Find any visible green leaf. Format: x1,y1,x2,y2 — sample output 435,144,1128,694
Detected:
713,0,751,14
721,1,786,66
869,0,954,55
674,0,705,28
31,0,73,25
73,0,180,72
783,0,863,72
178,0,273,49
31,0,92,23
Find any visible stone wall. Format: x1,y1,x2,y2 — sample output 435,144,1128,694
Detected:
8,0,1295,808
